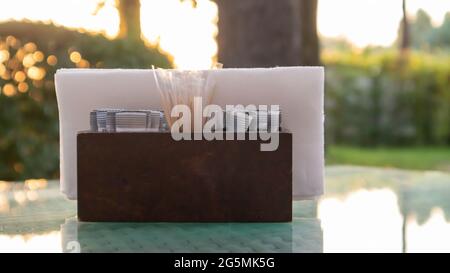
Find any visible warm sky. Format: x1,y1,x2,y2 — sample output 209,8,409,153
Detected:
0,0,449,68
319,0,450,47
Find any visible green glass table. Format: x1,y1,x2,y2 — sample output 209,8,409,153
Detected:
1,166,449,253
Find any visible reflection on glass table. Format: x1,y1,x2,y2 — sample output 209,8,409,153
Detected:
1,166,450,253
61,216,322,253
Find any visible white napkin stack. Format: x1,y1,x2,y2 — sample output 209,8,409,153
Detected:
55,67,324,200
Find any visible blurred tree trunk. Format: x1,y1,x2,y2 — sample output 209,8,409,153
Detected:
116,0,142,41
215,0,299,67
215,0,319,67
400,0,410,51
299,0,320,65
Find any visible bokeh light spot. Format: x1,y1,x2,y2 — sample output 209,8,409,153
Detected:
70,51,82,63
76,59,90,68
13,190,27,204
2,83,17,97
18,82,29,93
0,50,10,63
13,163,24,173
6,36,19,48
32,51,45,62
25,179,48,190
14,71,26,82
22,53,36,67
23,42,37,53
46,55,58,66
27,66,46,80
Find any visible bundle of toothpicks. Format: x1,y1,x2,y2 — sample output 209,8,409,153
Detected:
152,63,222,131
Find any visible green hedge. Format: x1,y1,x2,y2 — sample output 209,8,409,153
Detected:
324,49,450,146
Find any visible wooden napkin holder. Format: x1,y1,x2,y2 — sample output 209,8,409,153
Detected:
77,131,292,222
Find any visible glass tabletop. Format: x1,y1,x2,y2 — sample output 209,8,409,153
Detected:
1,166,449,253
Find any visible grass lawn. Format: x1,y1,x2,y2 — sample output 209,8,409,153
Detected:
326,146,450,172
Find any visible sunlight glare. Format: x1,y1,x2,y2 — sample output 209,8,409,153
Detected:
0,232,62,253
318,0,450,47
0,0,119,38
407,208,450,253
141,0,218,68
318,188,403,252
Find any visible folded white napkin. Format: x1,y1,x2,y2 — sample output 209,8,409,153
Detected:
55,67,324,200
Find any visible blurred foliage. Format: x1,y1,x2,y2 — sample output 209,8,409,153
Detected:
326,145,450,171
1,19,450,180
0,22,171,181
396,10,450,51
324,49,450,147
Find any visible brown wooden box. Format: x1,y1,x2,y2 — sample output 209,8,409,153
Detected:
77,132,292,222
